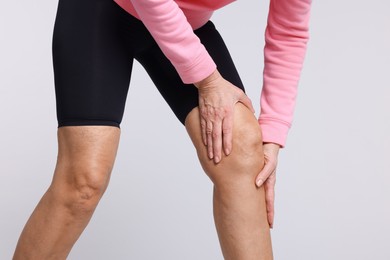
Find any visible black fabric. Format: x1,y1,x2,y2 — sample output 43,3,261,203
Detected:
52,0,245,128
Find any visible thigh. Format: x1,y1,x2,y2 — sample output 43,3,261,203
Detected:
53,125,121,192
135,20,245,125
52,0,133,127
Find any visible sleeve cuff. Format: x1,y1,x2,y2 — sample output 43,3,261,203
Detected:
258,118,290,148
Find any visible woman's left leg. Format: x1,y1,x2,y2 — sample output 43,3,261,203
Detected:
185,103,273,260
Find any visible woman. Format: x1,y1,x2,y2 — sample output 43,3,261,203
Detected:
13,0,311,259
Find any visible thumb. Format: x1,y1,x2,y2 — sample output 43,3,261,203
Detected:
238,93,255,113
256,161,274,187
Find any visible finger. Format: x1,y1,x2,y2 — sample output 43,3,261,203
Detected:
222,110,233,156
198,101,208,146
264,173,276,228
239,93,255,113
206,120,213,159
200,117,207,146
255,160,275,187
212,116,223,164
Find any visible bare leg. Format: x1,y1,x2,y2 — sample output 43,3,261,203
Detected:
13,126,120,260
185,103,273,260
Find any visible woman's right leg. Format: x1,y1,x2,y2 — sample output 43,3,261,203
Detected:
13,126,120,259
14,0,133,258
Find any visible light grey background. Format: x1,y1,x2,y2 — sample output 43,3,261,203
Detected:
1,0,389,259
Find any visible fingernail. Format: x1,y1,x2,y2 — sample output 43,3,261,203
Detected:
209,152,213,159
214,156,220,164
225,148,230,155
256,178,263,187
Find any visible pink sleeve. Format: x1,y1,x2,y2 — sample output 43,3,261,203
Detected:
258,0,312,147
130,0,216,84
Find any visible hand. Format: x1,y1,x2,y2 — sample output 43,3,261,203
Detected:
195,69,255,164
255,143,280,229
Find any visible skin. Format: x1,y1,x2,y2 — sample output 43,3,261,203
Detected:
13,107,276,259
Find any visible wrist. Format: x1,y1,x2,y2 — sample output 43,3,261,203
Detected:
263,142,281,155
194,69,221,89
263,142,281,148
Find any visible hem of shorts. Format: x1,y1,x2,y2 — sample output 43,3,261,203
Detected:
58,120,120,128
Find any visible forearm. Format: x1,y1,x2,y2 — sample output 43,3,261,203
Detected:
130,0,216,83
259,0,312,147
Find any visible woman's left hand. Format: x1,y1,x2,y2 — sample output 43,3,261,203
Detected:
255,142,280,229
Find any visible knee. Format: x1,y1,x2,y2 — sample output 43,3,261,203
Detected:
231,119,264,170
196,103,265,184
49,126,120,215
51,160,113,216
72,163,110,204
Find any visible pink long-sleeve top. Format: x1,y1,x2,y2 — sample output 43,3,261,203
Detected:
113,0,311,147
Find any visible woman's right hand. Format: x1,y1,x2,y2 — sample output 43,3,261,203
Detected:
194,70,255,164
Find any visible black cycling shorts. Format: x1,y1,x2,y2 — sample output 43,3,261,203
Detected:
52,0,245,128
